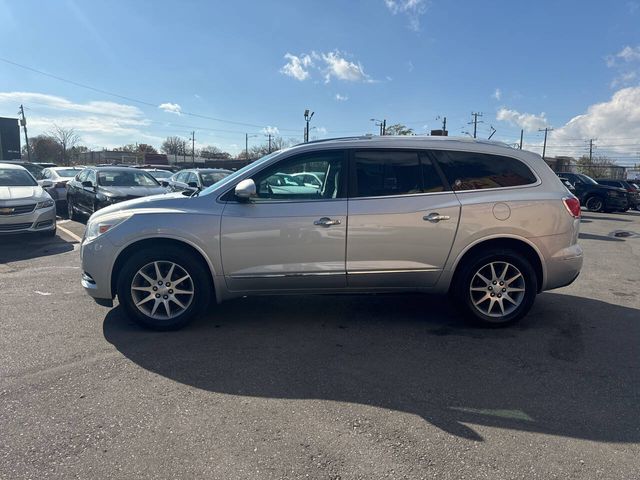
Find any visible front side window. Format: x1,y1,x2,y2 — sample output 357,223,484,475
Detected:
249,150,345,201
352,150,445,198
435,151,537,191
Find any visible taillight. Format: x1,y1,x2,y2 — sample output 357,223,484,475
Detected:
563,196,581,218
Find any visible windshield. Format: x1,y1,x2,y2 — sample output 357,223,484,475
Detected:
199,151,282,196
577,174,598,185
201,171,231,187
145,170,173,180
0,168,38,186
55,169,83,178
97,170,159,187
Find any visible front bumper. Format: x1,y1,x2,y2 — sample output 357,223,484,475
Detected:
80,235,118,304
0,205,56,234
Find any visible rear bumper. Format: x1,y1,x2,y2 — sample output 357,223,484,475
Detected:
604,196,628,210
543,243,584,291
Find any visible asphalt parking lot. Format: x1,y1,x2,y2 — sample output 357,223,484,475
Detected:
1,212,639,479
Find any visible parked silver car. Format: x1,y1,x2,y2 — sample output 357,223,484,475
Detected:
0,163,57,236
80,137,583,330
38,166,84,211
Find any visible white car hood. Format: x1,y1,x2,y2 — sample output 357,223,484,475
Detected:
0,186,47,202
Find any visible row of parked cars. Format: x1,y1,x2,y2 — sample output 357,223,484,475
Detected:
0,160,331,234
557,172,640,213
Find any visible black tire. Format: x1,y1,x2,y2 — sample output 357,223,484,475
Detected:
451,248,538,327
67,196,79,220
41,227,57,238
116,246,212,330
584,195,605,212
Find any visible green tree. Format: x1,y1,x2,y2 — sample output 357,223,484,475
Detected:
384,124,414,136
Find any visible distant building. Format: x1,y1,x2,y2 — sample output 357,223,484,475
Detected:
74,150,169,165
0,117,21,160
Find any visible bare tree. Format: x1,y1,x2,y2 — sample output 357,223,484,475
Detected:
48,125,80,165
577,155,616,178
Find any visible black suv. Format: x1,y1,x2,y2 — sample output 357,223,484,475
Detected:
595,179,639,211
557,172,628,212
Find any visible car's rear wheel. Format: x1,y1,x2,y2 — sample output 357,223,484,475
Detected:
67,196,79,220
585,195,604,212
116,246,211,330
452,248,537,327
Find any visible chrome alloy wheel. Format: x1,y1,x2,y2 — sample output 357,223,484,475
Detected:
130,261,194,320
469,261,526,318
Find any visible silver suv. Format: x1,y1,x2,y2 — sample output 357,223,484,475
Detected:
80,137,583,330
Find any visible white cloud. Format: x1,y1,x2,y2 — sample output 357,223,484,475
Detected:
492,88,502,101
280,50,371,83
496,107,549,132
0,91,156,149
321,51,370,83
261,125,280,136
335,93,349,101
384,0,430,31
611,71,638,88
158,102,182,115
550,86,640,157
280,53,313,81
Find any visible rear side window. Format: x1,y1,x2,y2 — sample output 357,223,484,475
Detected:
352,150,445,198
434,151,537,191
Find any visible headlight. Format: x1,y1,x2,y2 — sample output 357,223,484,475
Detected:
36,199,54,209
84,214,132,242
606,190,617,197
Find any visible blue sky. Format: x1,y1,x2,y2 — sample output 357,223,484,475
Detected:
1,0,639,162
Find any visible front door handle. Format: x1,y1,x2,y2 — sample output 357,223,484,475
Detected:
314,217,341,227
423,212,451,223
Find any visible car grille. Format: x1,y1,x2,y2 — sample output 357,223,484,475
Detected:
0,204,36,216
0,222,33,232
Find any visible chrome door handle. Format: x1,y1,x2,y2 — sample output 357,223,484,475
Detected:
423,212,450,223
314,217,341,227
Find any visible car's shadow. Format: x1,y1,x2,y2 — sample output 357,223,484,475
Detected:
103,292,640,443
0,232,75,263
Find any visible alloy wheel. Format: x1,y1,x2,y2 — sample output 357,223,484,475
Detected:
469,261,526,318
130,261,195,320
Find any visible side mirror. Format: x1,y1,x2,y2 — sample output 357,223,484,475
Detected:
39,179,54,188
187,181,200,189
160,180,169,187
82,180,94,188
234,178,256,200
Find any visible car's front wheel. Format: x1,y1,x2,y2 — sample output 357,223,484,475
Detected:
116,246,211,330
67,196,79,220
452,248,537,327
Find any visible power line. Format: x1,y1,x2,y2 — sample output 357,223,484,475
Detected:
0,56,300,131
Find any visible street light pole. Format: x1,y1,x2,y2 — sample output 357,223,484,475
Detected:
304,109,314,142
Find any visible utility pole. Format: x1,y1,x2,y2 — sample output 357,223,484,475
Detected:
304,109,314,143
381,119,386,136
469,112,483,138
18,105,31,161
268,134,272,153
442,117,447,133
245,133,249,159
588,138,596,162
191,131,195,167
538,127,554,160
519,129,524,150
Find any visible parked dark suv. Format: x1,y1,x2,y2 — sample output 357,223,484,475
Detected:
595,179,639,211
556,172,628,212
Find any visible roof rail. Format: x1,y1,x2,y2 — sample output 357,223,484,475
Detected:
295,135,375,146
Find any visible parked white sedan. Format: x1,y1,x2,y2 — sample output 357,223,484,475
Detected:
0,163,57,236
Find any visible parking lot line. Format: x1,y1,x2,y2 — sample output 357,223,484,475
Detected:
57,223,83,243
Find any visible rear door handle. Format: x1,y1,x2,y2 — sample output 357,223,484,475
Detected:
314,217,341,227
423,212,450,223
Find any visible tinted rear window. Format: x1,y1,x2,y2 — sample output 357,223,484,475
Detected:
434,151,537,190
353,150,445,198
